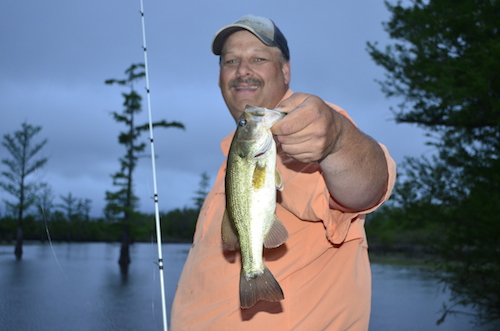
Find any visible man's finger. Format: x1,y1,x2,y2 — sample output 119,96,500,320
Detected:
272,94,315,136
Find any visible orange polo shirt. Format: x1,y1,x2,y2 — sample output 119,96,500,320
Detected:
170,90,396,331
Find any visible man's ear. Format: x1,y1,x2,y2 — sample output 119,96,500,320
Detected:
282,61,291,85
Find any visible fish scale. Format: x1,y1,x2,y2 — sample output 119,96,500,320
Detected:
222,105,289,309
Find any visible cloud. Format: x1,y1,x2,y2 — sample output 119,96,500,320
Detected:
0,1,429,217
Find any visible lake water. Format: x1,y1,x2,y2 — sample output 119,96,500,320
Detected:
0,243,493,330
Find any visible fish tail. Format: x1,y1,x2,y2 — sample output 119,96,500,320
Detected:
239,266,284,309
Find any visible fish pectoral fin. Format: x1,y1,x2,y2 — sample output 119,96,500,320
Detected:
239,266,284,309
275,168,283,191
263,215,289,248
221,209,239,251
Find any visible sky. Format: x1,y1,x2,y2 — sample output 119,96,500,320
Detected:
0,0,430,217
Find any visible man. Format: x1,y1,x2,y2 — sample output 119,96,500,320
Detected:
171,15,396,330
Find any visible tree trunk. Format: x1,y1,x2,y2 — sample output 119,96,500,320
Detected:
119,224,130,274
14,224,23,260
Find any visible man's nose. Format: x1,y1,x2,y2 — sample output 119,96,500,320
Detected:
236,60,253,77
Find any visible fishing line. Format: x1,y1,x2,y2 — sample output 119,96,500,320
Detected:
139,1,169,331
42,206,69,280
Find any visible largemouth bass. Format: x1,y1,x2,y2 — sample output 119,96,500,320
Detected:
222,105,289,309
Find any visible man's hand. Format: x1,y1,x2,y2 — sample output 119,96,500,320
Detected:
271,92,389,212
271,93,340,163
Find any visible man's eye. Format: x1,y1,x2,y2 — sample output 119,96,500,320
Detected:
254,58,266,62
225,59,238,65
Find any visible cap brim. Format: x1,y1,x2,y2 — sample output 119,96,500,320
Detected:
212,24,275,55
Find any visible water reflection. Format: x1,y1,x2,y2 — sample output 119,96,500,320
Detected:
370,263,492,331
0,243,494,330
0,243,180,331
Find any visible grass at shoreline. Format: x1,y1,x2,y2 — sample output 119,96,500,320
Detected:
369,251,436,268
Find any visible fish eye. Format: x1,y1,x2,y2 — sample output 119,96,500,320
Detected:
238,119,247,127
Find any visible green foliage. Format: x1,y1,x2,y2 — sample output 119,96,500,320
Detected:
0,206,199,243
0,106,197,246
104,64,144,221
104,63,185,221
192,172,211,211
161,207,199,241
0,122,48,258
0,216,16,242
58,192,78,221
36,183,55,220
104,63,186,271
367,0,500,132
367,0,500,325
1,122,48,218
434,167,500,324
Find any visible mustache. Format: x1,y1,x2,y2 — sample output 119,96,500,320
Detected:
228,78,263,89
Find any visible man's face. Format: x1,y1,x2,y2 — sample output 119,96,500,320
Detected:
219,30,290,121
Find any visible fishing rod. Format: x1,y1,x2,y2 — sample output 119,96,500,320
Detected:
139,1,168,330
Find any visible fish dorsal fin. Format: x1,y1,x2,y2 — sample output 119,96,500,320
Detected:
275,168,283,191
221,209,239,251
264,215,289,248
